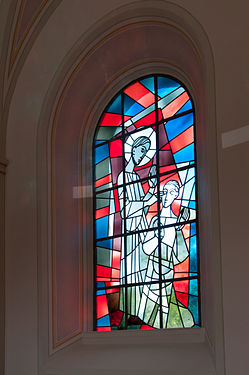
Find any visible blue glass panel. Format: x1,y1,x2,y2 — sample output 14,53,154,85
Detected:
190,235,197,272
97,289,106,295
157,77,181,98
94,143,109,164
97,314,110,327
191,222,196,236
96,216,109,239
165,113,193,141
106,94,122,114
95,140,105,146
176,99,192,114
97,239,113,249
140,77,155,93
189,200,196,209
124,94,144,116
174,143,195,163
97,281,105,289
189,279,198,296
188,295,199,325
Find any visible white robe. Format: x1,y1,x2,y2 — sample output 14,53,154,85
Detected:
117,170,148,316
138,213,192,328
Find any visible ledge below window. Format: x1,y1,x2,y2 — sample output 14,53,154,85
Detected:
80,326,205,346
41,328,215,375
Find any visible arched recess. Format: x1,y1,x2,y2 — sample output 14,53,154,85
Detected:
36,1,224,374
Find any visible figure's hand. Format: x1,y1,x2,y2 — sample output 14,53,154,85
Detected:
179,207,190,222
176,207,190,230
148,165,157,188
152,217,165,239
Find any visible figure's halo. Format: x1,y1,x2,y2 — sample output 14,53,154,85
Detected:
125,127,156,166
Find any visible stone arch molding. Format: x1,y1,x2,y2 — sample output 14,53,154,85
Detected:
4,1,224,374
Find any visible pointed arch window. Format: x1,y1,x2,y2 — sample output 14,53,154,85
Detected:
93,75,200,331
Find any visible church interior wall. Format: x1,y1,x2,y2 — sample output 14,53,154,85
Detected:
0,1,249,374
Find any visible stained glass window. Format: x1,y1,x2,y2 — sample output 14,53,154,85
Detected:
93,75,200,331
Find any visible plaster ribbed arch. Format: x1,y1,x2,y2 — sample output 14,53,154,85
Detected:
1,0,61,157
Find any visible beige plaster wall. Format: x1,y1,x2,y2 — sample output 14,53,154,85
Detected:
2,0,249,374
178,1,249,373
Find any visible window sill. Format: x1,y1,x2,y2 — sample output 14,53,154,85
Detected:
41,328,214,375
80,327,205,346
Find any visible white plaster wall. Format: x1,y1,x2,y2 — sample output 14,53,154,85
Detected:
4,0,249,374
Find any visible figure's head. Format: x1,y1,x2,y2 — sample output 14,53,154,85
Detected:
131,136,151,165
162,180,180,208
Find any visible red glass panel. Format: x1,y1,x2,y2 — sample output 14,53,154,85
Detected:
95,174,112,188
174,257,189,306
142,181,149,195
97,326,111,331
175,291,189,307
140,324,154,330
109,139,123,157
171,198,181,217
99,113,122,127
95,206,109,220
175,257,189,273
159,164,176,174
124,82,155,107
96,294,109,319
97,265,111,278
161,143,170,151
99,113,131,127
112,250,121,269
110,310,123,327
162,91,189,119
113,188,120,212
170,125,194,154
133,111,155,127
175,280,189,294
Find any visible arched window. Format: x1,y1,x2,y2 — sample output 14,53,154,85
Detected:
93,75,200,331
39,2,225,372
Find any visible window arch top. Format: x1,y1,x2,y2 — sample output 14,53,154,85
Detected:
93,75,200,331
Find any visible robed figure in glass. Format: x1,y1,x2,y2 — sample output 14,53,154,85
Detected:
138,180,194,328
117,129,157,320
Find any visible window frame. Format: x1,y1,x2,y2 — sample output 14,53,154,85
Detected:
92,74,201,331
